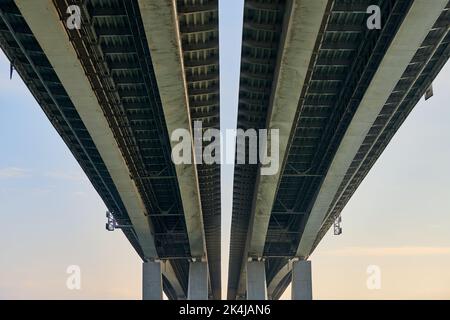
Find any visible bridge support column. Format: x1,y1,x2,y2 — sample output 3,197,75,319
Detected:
246,261,267,300
142,261,162,300
188,261,208,300
291,260,312,300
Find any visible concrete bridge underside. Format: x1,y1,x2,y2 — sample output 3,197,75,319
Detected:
0,0,220,299
228,0,450,300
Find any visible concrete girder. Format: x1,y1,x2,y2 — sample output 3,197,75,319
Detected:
162,260,187,300
236,0,329,298
296,0,448,259
137,0,207,261
14,0,189,300
14,0,158,259
265,0,448,297
267,260,293,300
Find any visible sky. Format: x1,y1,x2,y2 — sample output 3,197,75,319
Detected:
1,0,450,299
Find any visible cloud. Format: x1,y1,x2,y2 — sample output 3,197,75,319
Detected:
44,170,87,182
0,167,29,179
324,246,450,257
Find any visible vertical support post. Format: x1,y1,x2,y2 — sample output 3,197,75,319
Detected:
291,260,312,300
142,261,163,300
188,261,208,300
246,260,267,300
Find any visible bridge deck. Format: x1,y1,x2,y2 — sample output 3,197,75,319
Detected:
0,0,220,299
228,0,450,300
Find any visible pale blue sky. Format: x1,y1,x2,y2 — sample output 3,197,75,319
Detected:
220,0,243,298
1,0,450,299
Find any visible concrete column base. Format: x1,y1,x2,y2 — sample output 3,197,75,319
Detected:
246,261,267,300
143,261,163,300
188,261,208,300
291,260,312,300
